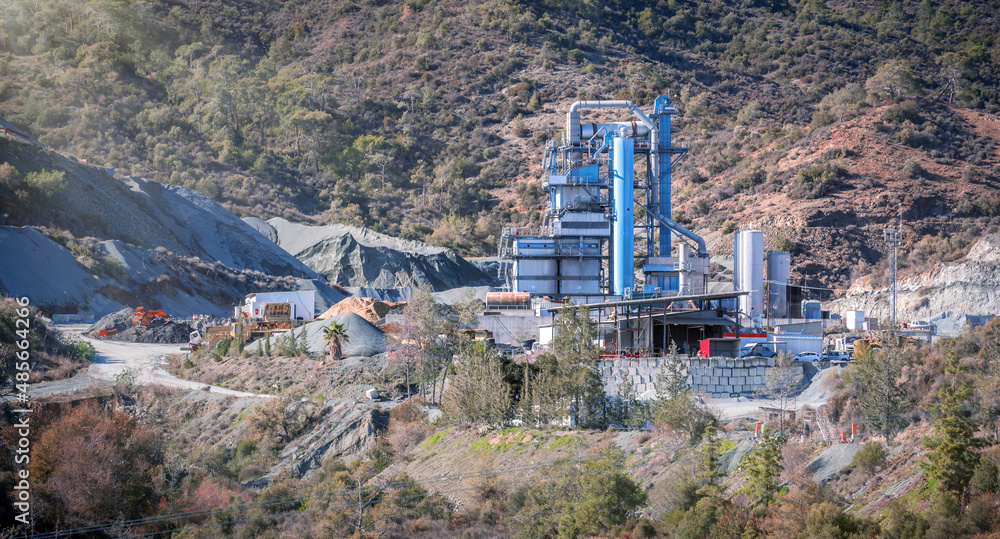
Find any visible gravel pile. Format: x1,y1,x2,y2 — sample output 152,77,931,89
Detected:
346,287,413,302
295,278,347,314
318,297,404,324
805,443,863,483
469,257,506,287
245,312,386,358
266,218,494,291
88,307,195,344
431,286,490,305
0,227,123,314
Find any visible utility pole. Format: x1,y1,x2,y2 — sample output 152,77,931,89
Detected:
883,203,903,331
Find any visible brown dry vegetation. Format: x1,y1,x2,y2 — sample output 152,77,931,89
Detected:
168,348,387,398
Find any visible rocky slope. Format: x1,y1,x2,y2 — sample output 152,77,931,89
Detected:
832,233,1000,332
1,138,319,279
686,103,1000,294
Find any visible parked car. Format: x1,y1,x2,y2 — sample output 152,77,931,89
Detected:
740,343,779,358
793,351,822,363
823,350,852,366
908,320,931,329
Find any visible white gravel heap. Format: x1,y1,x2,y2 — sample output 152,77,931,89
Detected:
245,312,386,358
259,217,494,291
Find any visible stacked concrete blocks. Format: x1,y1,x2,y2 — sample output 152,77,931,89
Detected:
599,356,664,399
600,356,803,400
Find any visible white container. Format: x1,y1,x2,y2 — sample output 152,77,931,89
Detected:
846,310,866,330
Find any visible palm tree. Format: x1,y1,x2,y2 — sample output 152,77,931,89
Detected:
323,321,350,362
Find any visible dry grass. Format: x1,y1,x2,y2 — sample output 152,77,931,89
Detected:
168,349,387,398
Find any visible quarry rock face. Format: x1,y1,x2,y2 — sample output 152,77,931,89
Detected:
833,234,1000,333
266,217,494,291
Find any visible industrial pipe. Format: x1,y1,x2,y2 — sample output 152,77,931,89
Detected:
639,204,708,256
579,122,650,140
566,101,655,143
566,100,659,186
678,243,689,295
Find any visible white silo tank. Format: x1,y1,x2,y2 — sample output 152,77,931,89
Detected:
736,230,764,319
767,251,791,318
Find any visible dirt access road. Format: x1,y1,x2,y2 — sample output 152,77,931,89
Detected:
26,323,262,398
706,367,838,420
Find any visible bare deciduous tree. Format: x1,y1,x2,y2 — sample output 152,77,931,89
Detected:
760,356,802,434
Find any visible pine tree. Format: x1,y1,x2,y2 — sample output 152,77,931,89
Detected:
654,342,712,439
853,343,909,442
696,420,724,496
739,429,785,507
921,350,982,498
551,304,607,428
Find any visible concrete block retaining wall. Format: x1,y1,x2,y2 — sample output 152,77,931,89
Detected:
601,356,803,400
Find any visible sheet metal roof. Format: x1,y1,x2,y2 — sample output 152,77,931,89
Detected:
546,290,748,313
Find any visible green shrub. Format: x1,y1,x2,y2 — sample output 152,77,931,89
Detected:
791,163,846,199
64,340,97,361
902,158,926,178
775,235,796,254
214,339,231,359
805,502,881,537
899,124,934,148
511,115,529,138
974,194,1000,217
852,441,886,475
25,170,67,206
884,100,923,124
732,169,765,191
0,162,22,190
527,91,541,111
969,459,999,494
688,170,708,184
236,439,258,459
98,258,129,283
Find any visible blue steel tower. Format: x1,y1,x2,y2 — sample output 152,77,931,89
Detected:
499,96,704,298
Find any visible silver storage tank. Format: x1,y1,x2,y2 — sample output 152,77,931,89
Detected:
767,251,790,318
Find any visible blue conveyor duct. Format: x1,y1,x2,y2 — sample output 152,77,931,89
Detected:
612,134,635,296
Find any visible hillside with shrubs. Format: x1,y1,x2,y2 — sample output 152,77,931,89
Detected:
1,0,999,290
5,299,1000,537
